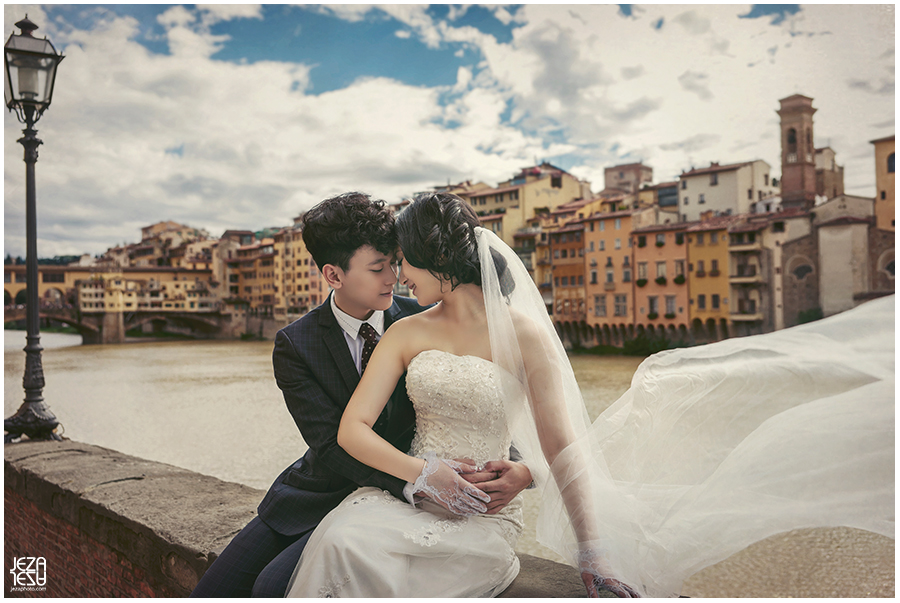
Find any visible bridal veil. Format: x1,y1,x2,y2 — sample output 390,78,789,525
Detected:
475,226,893,597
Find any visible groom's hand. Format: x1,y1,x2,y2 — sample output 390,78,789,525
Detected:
456,459,533,514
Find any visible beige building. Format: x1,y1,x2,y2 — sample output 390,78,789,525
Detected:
871,135,895,231
463,162,592,249
814,147,844,200
604,162,653,194
677,160,778,222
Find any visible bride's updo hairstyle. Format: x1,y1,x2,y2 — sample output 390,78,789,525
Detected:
396,192,515,296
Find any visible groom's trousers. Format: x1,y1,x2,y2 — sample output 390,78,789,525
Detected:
189,516,312,598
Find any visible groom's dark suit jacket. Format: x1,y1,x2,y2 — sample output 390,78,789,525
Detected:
259,294,426,537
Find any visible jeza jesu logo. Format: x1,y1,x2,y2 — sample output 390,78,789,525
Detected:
9,557,47,589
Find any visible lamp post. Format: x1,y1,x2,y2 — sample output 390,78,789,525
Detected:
4,16,64,443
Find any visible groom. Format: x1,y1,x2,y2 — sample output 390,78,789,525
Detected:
191,192,533,598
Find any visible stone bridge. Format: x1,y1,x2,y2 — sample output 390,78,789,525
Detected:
4,305,231,344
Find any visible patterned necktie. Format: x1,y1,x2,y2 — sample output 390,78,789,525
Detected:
358,323,379,374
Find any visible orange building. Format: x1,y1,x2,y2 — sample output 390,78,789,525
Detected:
631,222,690,335
549,222,586,324
582,209,646,338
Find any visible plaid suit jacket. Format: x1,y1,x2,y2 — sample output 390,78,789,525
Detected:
259,294,426,536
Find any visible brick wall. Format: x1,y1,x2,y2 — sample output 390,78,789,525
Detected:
5,489,175,597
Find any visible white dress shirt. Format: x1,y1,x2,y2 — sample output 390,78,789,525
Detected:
330,294,385,375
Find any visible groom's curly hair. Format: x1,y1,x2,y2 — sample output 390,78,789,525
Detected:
396,192,514,296
301,192,397,271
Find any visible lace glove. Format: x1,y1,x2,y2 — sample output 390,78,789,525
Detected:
577,548,640,598
407,451,490,515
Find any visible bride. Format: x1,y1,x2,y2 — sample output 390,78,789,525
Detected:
285,192,893,597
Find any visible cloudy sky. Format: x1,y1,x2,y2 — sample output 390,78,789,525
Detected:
3,4,895,258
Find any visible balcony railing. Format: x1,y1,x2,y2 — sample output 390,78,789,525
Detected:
730,264,763,284
731,299,763,321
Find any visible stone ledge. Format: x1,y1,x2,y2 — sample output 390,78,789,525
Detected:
5,439,596,597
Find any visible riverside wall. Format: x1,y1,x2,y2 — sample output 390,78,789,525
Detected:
4,439,590,598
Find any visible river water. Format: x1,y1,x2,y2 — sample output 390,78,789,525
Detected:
4,331,893,596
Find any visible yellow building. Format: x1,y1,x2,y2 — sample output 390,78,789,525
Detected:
685,216,738,334
274,224,321,316
76,268,217,314
871,135,895,231
227,238,276,316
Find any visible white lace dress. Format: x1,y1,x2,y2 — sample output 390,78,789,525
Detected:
285,350,524,598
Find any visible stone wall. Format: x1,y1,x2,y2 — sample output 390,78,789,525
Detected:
5,439,590,598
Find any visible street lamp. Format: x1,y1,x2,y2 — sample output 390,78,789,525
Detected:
4,16,64,442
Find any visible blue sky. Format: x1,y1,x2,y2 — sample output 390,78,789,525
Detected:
3,4,895,257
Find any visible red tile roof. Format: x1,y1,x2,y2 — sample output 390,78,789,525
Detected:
680,161,751,177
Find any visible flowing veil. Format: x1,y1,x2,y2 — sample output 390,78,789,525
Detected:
475,226,894,597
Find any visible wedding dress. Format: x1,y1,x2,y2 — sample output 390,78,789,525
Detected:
284,349,525,597
286,225,893,598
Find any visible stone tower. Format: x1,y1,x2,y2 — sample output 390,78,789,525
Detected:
777,94,818,210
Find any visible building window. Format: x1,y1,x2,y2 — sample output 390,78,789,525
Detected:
889,153,895,173
665,295,676,315
561,249,568,259
697,294,706,310
637,235,646,247
711,259,719,274
881,191,886,200
589,241,594,252
656,261,666,279
747,188,753,200
683,196,689,205
554,277,560,287
699,194,705,204
648,296,659,315
578,275,584,286
562,276,569,286
710,232,718,244
674,260,685,277
590,270,598,284
696,233,704,245
599,221,605,231
681,180,687,190
595,295,606,317
551,175,562,188
696,260,705,275
712,294,720,309
675,232,684,245
615,238,621,250
710,173,718,186
614,294,627,316
554,249,560,259
637,262,648,280
606,268,615,283
656,233,665,246
599,240,605,251
615,218,621,230
623,267,632,282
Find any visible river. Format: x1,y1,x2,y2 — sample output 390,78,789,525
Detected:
3,331,893,596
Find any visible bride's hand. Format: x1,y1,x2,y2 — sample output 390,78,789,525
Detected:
578,549,640,598
581,572,640,598
409,452,491,515
458,459,533,514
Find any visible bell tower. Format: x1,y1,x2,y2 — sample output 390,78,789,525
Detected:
777,94,818,210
